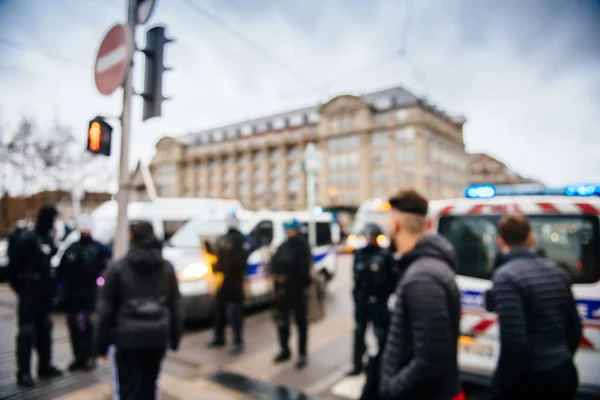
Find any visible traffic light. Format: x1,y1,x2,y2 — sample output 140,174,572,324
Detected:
87,116,112,156
141,25,173,121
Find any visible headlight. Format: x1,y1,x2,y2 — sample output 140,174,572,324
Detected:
179,262,209,282
346,234,367,252
376,234,390,248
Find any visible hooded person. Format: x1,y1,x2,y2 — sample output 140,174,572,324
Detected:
11,205,63,388
58,215,111,372
377,190,464,400
96,221,182,400
206,211,249,355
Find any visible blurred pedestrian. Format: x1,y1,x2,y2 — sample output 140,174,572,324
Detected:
486,215,582,400
96,221,182,400
348,222,396,376
270,219,312,369
207,211,249,355
58,216,111,372
378,190,463,400
10,206,63,388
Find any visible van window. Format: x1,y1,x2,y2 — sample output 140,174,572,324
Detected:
298,222,332,246
438,215,600,284
250,221,274,246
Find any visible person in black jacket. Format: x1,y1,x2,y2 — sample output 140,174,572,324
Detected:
10,205,63,388
207,212,249,355
379,190,462,400
486,215,582,400
58,216,111,372
348,223,396,376
96,221,182,400
270,219,312,369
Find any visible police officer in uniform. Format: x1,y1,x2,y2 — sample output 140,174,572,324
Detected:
271,219,312,369
348,223,396,376
7,220,28,282
207,212,249,355
58,216,111,371
11,205,63,387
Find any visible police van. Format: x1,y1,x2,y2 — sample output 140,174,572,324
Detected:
347,186,600,396
430,184,600,397
163,210,337,321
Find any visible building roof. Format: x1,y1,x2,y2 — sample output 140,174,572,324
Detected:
175,86,422,147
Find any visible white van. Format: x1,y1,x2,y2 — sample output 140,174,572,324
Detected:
429,184,600,397
163,210,337,321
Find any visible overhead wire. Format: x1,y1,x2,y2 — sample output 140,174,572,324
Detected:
0,37,88,70
179,0,322,93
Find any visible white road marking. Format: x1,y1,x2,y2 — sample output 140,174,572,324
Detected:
96,46,127,74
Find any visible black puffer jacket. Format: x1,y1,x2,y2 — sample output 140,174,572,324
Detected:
379,235,461,400
270,235,312,292
96,237,182,355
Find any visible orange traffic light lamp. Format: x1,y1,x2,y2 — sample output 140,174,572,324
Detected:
87,116,113,156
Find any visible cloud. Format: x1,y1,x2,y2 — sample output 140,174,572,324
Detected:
0,0,599,188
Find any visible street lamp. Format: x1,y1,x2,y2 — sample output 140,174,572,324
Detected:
303,142,321,248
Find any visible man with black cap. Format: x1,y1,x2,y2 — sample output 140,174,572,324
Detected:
379,190,463,400
96,221,182,400
270,219,313,369
58,216,111,372
11,205,63,387
207,211,249,355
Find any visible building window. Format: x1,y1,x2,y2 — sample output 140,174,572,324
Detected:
269,149,280,160
208,158,216,167
270,179,280,191
396,171,415,181
252,151,261,162
375,113,388,124
253,183,264,194
241,125,253,136
397,108,408,121
375,96,392,110
371,170,388,183
287,146,299,158
288,178,300,192
238,183,246,193
308,111,319,124
253,166,264,177
287,160,301,175
395,127,415,142
226,128,238,140
372,150,389,165
289,114,304,127
212,130,224,142
272,118,286,130
327,135,360,152
397,147,415,163
371,130,389,146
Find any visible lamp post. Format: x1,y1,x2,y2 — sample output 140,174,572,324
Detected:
303,142,321,248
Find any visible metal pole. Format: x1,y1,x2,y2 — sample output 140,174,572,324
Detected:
307,170,316,248
114,0,137,259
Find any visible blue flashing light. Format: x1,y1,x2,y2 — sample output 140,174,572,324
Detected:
465,183,600,198
565,184,600,197
465,184,496,199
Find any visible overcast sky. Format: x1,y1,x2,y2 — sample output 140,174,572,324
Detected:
0,0,599,191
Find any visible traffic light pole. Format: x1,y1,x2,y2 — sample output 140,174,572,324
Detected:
114,0,137,259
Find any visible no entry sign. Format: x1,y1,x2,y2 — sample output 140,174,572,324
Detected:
94,24,133,96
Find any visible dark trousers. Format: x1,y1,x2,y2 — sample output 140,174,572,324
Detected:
275,290,308,356
213,298,243,344
16,295,53,376
495,360,578,400
115,347,166,400
353,298,389,370
66,308,94,363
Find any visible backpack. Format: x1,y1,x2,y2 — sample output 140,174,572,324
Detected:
113,261,173,349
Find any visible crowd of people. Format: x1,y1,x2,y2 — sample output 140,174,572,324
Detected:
5,187,584,400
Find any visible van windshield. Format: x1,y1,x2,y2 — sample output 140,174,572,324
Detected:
438,214,600,284
167,218,252,248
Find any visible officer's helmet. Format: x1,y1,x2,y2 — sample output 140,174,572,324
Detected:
361,223,383,244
